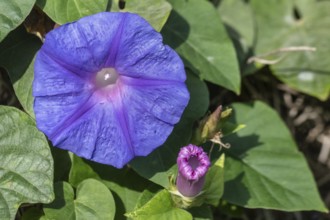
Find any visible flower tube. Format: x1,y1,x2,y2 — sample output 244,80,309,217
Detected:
176,144,211,197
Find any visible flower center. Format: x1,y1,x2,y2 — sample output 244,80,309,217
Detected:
95,68,119,88
188,156,200,170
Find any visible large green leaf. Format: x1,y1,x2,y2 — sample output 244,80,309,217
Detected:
0,0,35,42
37,0,170,32
0,106,53,220
218,0,330,100
251,0,330,100
218,0,255,49
111,0,171,31
0,26,41,117
223,101,327,212
217,0,257,76
130,70,209,187
162,0,240,93
126,189,192,220
44,179,115,220
36,0,108,24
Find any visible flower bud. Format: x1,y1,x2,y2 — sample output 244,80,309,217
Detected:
176,144,210,197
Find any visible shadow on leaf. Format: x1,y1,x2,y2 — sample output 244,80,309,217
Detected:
223,172,250,206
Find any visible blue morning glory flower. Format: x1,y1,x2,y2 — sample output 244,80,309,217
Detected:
33,12,189,168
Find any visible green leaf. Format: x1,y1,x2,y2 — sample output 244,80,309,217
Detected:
217,0,257,75
36,0,108,24
126,190,192,220
0,26,41,117
111,0,171,32
0,106,54,220
0,0,35,42
188,205,213,220
162,0,240,93
68,155,158,220
251,0,330,100
134,185,161,210
68,154,99,188
101,169,157,220
37,0,170,32
35,0,171,53
219,0,330,99
131,70,209,187
203,154,225,206
44,179,115,220
218,0,255,50
223,101,327,212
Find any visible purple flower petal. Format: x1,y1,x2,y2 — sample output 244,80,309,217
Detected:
34,51,91,97
121,78,189,124
120,83,188,155
114,14,186,81
33,12,189,168
176,144,210,197
33,89,92,139
42,12,124,77
177,145,210,181
52,101,133,168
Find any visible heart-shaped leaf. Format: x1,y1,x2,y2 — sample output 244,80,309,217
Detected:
162,0,241,93
68,154,158,220
37,0,171,32
219,0,330,100
0,106,53,220
36,0,108,24
111,0,171,31
44,179,115,220
217,0,257,76
223,101,327,212
0,0,35,42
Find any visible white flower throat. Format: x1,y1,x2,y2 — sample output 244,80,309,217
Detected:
95,67,119,88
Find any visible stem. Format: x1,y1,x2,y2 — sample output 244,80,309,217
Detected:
247,46,316,65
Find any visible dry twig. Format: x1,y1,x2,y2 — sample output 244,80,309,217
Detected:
247,46,316,65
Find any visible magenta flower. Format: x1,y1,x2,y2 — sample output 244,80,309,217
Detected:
33,12,189,168
176,144,210,197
